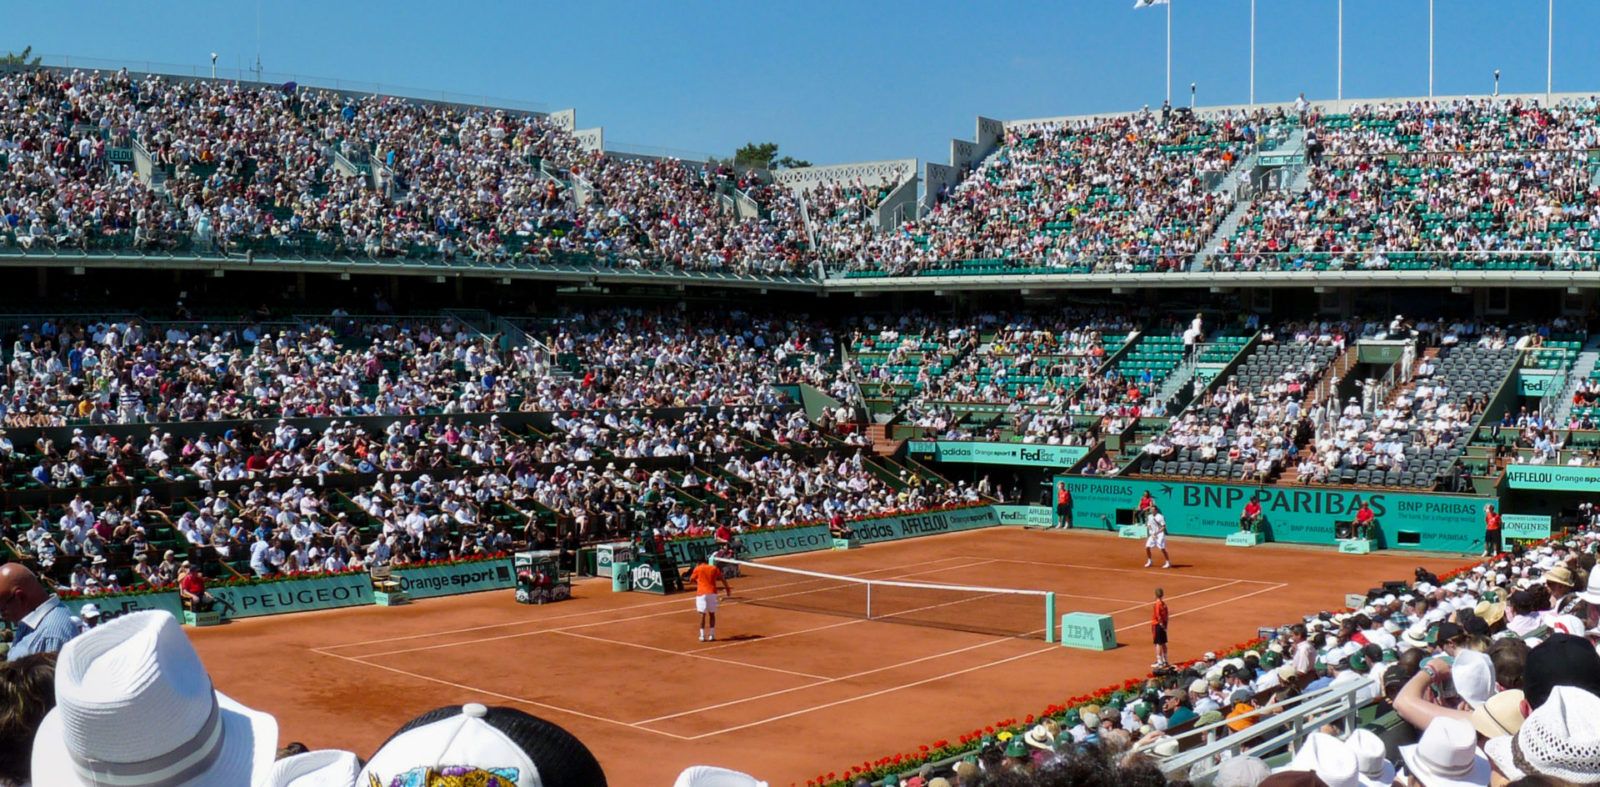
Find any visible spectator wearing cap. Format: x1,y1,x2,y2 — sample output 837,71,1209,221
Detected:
1164,689,1198,728
1394,649,1494,732
72,603,102,633
0,564,79,661
355,702,608,787
1523,633,1600,708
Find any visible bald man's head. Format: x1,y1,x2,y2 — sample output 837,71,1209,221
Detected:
0,563,48,624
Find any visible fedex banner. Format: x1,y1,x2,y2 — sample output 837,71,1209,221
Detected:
209,573,373,618
907,441,1088,468
392,558,517,599
992,505,1055,527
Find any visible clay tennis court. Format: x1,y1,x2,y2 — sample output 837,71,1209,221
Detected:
189,527,1465,785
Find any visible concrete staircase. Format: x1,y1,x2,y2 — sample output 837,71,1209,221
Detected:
1551,337,1600,424
1154,355,1199,411
865,423,904,457
1193,200,1252,271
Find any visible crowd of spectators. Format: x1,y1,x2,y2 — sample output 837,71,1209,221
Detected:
829,108,1261,276
1212,98,1600,273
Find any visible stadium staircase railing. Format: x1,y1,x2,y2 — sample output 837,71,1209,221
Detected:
1145,680,1370,785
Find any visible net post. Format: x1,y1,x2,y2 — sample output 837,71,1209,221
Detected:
866,582,873,620
1045,593,1056,644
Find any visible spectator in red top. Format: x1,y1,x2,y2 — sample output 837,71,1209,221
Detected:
1483,504,1502,556
1239,498,1263,532
176,562,223,615
1353,501,1376,539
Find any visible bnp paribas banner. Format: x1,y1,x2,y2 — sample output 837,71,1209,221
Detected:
393,557,517,599
851,505,1001,544
907,441,1088,468
209,572,374,618
1058,476,1492,552
1505,465,1600,492
993,505,1055,527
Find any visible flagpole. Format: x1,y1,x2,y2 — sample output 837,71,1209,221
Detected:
1548,0,1554,102
1337,0,1343,104
1250,0,1256,106
1166,0,1172,105
1428,0,1435,99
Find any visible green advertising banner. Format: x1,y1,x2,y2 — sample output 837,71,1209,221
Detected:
1057,476,1492,552
209,572,374,618
1505,464,1600,492
666,525,835,565
993,505,1055,527
906,441,1088,468
62,591,183,623
1501,514,1552,540
1518,371,1565,397
392,558,516,599
851,505,1002,544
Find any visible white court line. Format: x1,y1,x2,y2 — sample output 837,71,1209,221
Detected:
1114,582,1288,633
636,628,1042,724
310,647,694,741
319,554,974,652
553,630,830,680
680,643,1059,740
976,556,1281,585
665,579,1287,738
354,558,1011,659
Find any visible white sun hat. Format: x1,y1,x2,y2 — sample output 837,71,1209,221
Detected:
674,765,770,787
31,610,279,786
1348,728,1396,787
1484,685,1600,784
1279,732,1360,787
1399,717,1490,787
267,749,362,787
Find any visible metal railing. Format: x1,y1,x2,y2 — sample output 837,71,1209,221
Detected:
1147,680,1371,785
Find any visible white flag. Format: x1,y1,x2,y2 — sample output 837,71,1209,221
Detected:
1133,0,1169,7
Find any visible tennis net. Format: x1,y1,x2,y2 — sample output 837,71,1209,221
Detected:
711,557,1056,641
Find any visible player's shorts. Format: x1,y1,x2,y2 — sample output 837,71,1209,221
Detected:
1153,625,1168,645
1146,532,1167,549
695,593,718,614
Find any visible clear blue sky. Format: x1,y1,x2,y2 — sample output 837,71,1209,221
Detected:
8,1,1591,167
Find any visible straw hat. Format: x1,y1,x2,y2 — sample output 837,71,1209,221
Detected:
1468,690,1526,740
1484,685,1600,784
31,611,279,786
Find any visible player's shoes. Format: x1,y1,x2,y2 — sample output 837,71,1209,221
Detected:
698,632,706,642
1144,560,1152,567
1163,563,1173,569
708,635,715,641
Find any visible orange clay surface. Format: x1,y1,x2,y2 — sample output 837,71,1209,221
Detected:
190,527,1466,785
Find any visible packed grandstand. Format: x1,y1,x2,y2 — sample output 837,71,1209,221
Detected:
0,56,1599,787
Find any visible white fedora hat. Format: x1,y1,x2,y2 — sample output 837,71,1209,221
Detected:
266,750,362,787
1484,685,1600,784
1399,717,1490,787
1280,732,1360,787
673,765,770,787
31,610,278,786
1347,728,1396,787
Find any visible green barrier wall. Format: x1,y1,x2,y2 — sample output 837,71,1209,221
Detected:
1057,477,1491,552
907,441,1088,468
851,506,1001,543
392,557,517,599
993,505,1055,527
1505,465,1600,492
209,572,375,618
667,525,835,564
1519,371,1564,397
62,590,183,623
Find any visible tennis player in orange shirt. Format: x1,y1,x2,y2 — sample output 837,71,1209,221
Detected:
690,556,733,642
